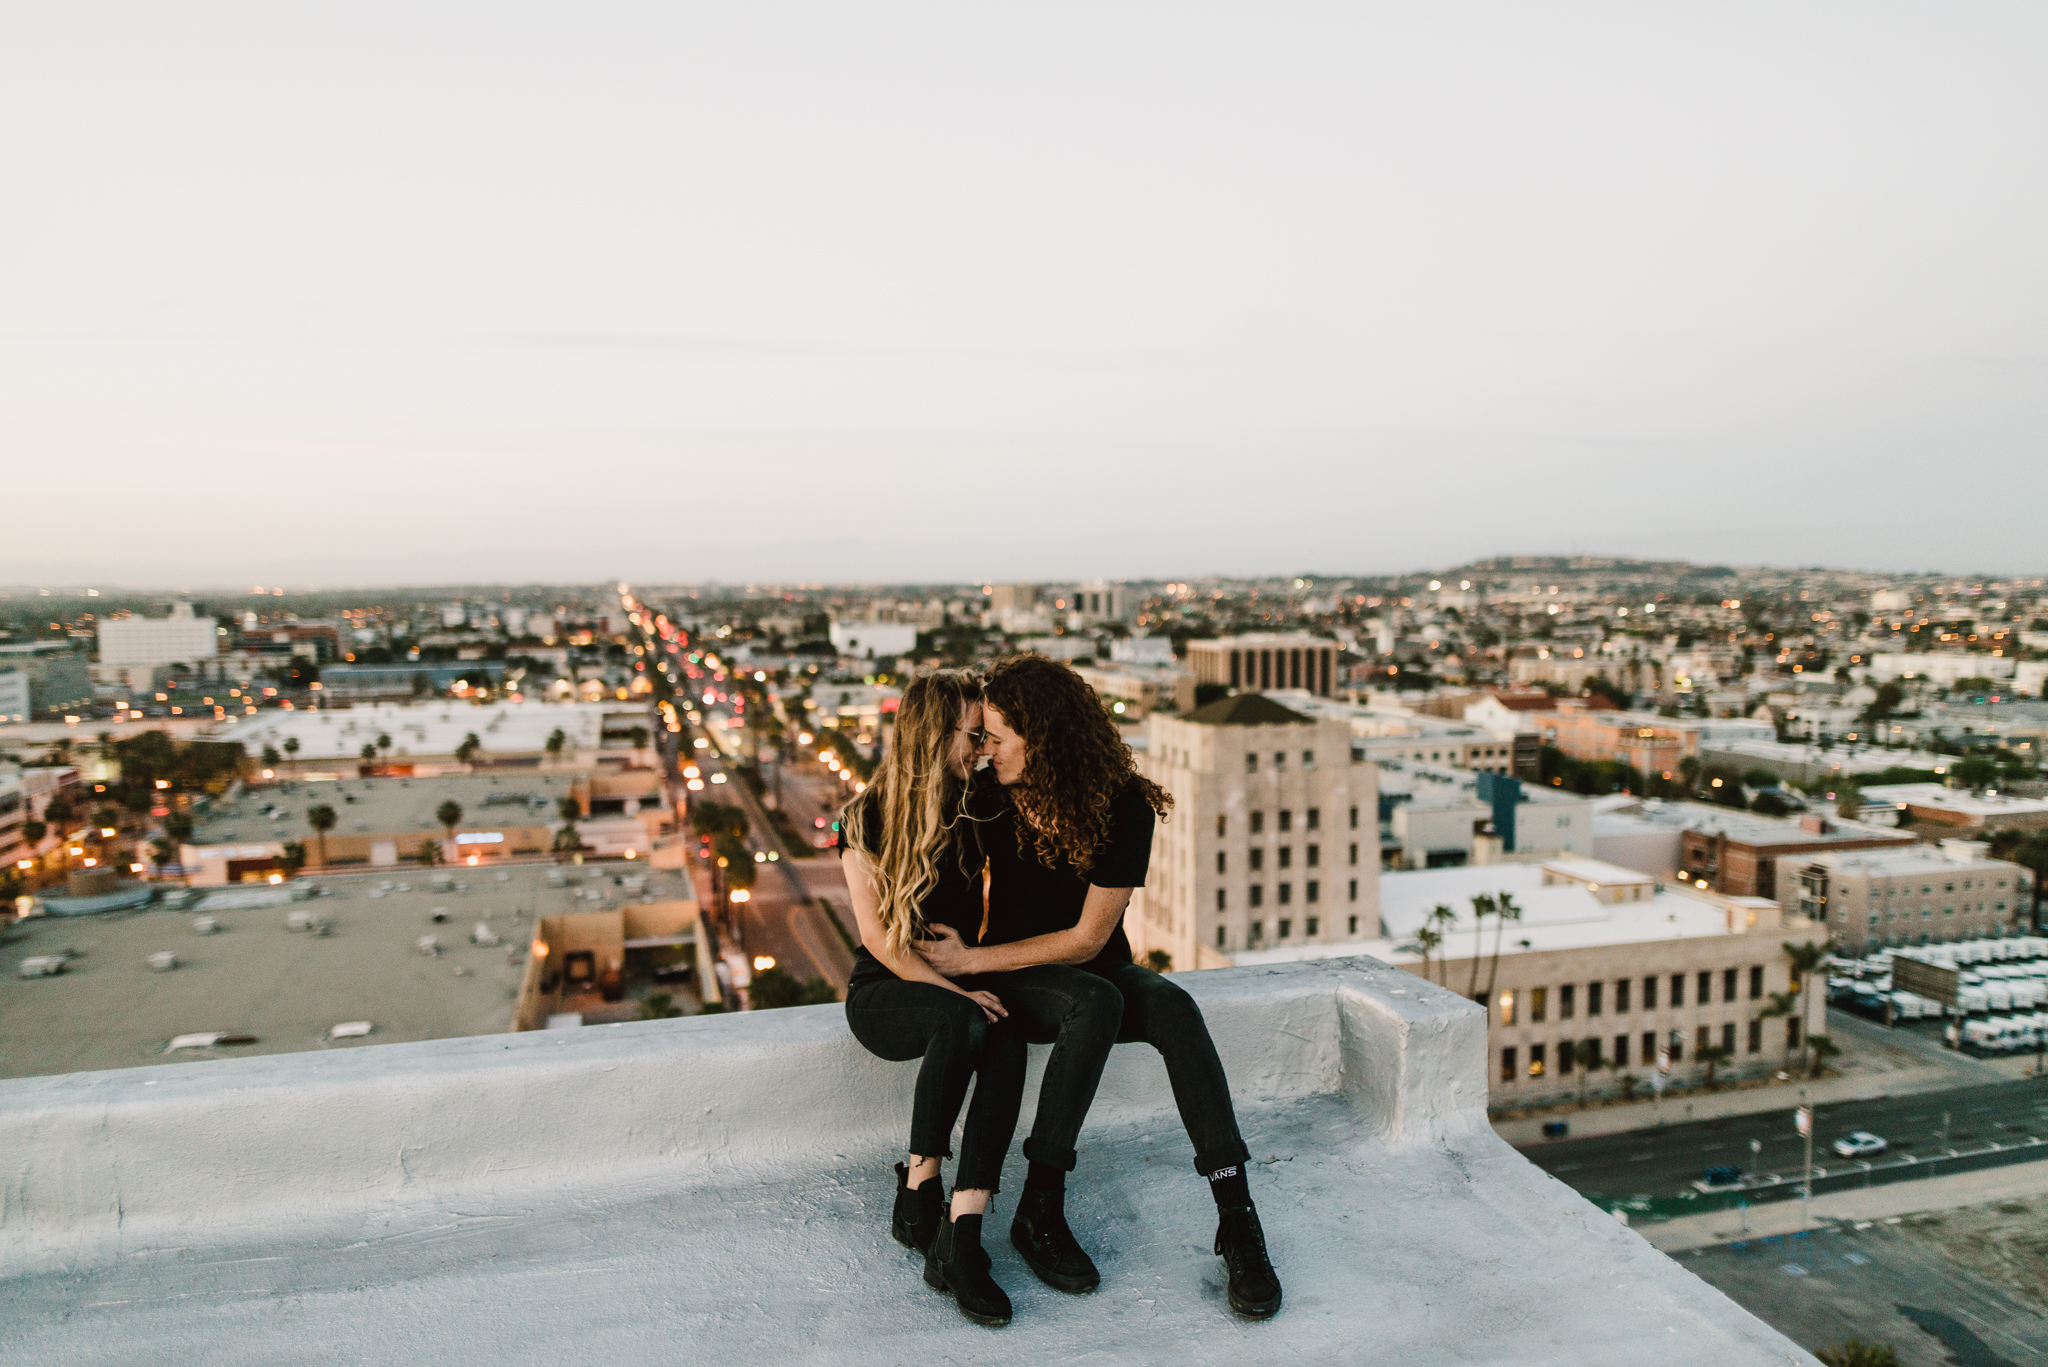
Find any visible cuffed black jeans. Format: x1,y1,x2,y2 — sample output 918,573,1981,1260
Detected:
845,976,1027,1193
991,961,1252,1177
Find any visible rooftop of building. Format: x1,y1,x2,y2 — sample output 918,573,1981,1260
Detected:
1181,693,1310,727
0,862,688,1080
1618,799,1915,849
1376,758,1584,809
1858,782,2048,818
1799,841,2026,879
190,771,615,846
209,699,619,763
0,957,1808,1364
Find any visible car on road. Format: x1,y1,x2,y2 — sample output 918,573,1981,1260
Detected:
1832,1131,1888,1158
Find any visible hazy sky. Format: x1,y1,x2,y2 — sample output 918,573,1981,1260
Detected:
4,4,2045,589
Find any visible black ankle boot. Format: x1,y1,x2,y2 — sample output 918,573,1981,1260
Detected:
892,1163,944,1255
1214,1203,1283,1319
923,1211,1012,1326
1010,1185,1099,1292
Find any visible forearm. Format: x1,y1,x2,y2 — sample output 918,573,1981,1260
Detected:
871,938,977,994
963,927,1104,973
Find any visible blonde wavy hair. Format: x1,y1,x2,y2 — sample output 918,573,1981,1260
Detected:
842,669,984,954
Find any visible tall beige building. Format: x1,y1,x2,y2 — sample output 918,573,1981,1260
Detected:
1184,633,1340,697
1130,694,1378,971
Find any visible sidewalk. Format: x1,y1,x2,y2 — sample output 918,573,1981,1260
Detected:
1636,1158,2048,1253
1495,1010,2023,1146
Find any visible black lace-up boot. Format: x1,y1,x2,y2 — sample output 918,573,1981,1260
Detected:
1214,1203,1283,1319
1009,1185,1100,1292
923,1211,1013,1326
891,1163,944,1255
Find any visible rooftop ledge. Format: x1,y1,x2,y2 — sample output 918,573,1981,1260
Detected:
0,959,1812,1365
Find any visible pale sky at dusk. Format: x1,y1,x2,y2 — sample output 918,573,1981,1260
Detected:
3,3,2044,588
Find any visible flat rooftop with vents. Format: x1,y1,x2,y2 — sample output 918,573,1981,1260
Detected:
0,862,694,1079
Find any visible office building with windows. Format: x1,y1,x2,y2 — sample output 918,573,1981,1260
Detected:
1129,693,1377,970
1789,840,2031,954
1234,856,1829,1101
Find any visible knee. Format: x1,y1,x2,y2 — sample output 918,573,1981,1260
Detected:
1064,976,1124,1042
1139,979,1205,1037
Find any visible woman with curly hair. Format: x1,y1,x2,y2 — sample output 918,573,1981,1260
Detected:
839,669,1024,1326
917,654,1283,1320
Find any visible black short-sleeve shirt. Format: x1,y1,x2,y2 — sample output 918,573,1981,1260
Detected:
973,772,1155,973
837,788,986,988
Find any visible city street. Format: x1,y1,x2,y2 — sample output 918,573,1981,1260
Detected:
1523,1074,2048,1203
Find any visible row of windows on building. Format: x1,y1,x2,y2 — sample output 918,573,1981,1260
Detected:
1217,878,1362,911
1500,1018,1802,1082
1217,807,1363,836
1853,902,2004,924
1246,749,1321,773
1224,912,1364,947
1217,843,1362,873
1497,966,1771,1027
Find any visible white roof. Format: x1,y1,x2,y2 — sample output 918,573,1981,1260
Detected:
1859,783,2048,818
212,700,610,762
1238,859,1742,969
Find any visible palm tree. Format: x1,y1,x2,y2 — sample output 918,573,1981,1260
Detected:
1696,1043,1734,1090
1414,924,1443,984
1806,1034,1840,1079
455,732,481,771
1816,1341,1900,1367
436,800,464,852
376,733,392,767
1482,892,1523,1009
545,728,566,765
361,743,376,768
282,736,300,771
306,804,337,870
1465,893,1496,999
1782,940,1828,1073
1571,1040,1601,1108
262,745,282,769
1428,904,1458,986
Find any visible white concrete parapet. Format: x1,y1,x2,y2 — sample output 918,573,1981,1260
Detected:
0,958,1816,1365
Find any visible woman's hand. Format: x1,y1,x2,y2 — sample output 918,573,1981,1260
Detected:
961,989,1006,1024
915,924,978,978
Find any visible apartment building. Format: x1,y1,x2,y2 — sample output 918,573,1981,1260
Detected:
1676,806,1915,900
1130,693,1377,970
1790,841,2032,954
1236,857,1828,1100
1070,662,1195,720
1184,633,1339,697
1270,691,1534,777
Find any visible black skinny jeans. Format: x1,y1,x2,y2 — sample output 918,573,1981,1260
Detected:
990,961,1252,1177
844,976,1027,1193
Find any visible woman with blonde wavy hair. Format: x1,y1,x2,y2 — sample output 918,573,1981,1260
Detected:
839,668,1023,1327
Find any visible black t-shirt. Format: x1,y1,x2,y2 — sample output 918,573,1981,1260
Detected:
973,772,1155,973
837,787,986,988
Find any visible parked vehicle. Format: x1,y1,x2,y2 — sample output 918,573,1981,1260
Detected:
1832,1131,1888,1158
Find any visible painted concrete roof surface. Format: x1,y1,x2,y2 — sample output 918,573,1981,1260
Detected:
0,960,1815,1366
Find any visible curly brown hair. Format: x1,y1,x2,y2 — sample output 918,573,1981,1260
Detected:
981,654,1171,871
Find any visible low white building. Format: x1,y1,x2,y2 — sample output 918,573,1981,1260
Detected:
1863,653,2016,686
826,621,919,660
1377,758,1596,870
0,667,29,725
97,603,221,691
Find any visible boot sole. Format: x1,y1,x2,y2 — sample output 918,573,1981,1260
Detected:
923,1262,1012,1326
1228,1287,1283,1319
1009,1225,1100,1293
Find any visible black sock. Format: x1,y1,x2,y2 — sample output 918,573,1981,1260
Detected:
1207,1164,1251,1211
1025,1161,1066,1196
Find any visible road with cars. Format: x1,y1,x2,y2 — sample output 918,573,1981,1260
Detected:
1521,1074,2048,1201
